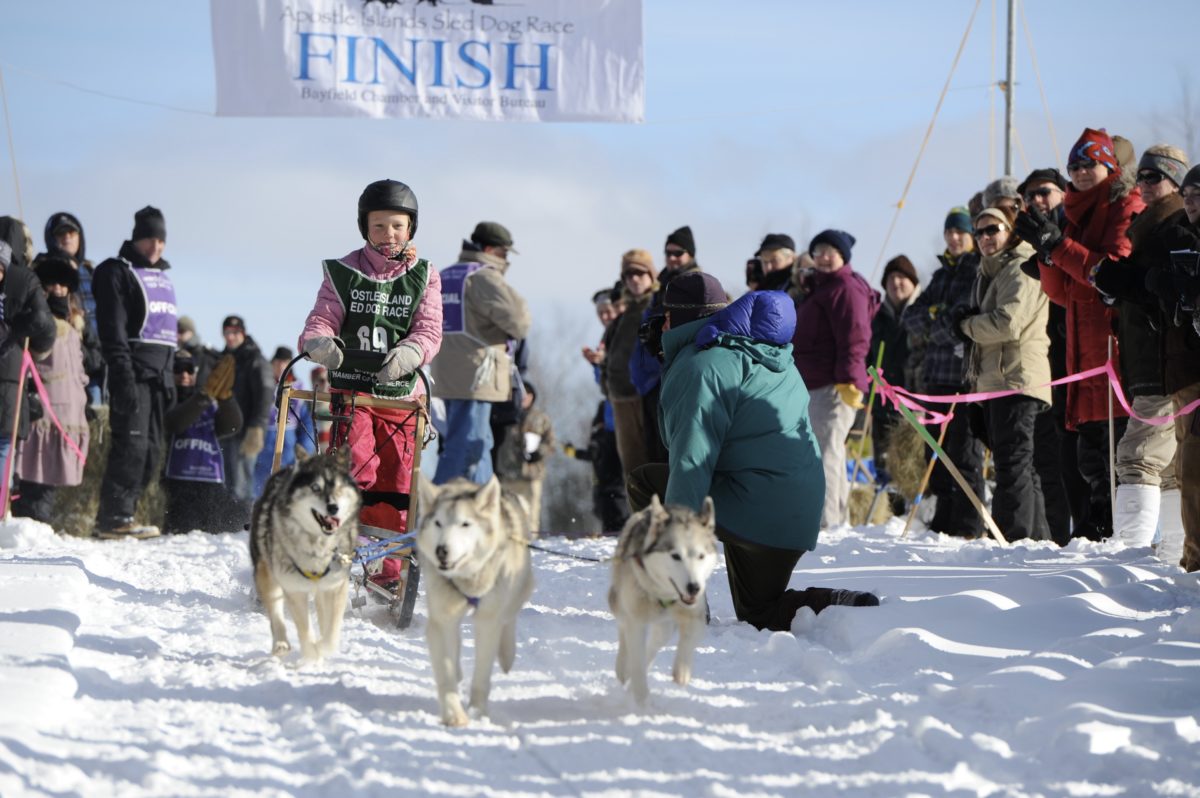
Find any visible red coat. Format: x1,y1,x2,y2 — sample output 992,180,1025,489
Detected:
1037,174,1144,428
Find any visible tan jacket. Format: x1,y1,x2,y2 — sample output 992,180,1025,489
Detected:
962,240,1051,404
430,250,532,401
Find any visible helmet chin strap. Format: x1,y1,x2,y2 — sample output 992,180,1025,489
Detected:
369,239,412,260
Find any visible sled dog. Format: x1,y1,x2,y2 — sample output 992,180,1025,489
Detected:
609,494,718,704
416,476,534,727
250,452,361,661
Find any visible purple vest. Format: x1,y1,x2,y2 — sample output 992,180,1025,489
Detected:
165,402,224,483
440,262,486,334
130,266,178,346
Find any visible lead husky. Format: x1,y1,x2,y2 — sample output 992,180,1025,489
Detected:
416,476,534,727
250,452,361,662
609,494,718,704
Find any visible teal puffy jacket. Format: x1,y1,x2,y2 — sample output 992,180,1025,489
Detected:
660,291,824,552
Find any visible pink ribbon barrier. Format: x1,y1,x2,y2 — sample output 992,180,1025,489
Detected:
1,351,88,515
873,360,1200,429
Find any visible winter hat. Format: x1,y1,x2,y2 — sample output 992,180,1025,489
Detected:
944,207,973,233
592,287,615,306
272,346,294,362
665,226,696,257
131,206,166,241
808,229,856,263
664,272,728,325
620,249,657,279
470,221,517,254
1017,168,1068,196
177,316,196,336
1138,145,1190,188
756,233,796,255
34,256,79,292
49,213,80,235
1183,165,1200,192
222,314,246,332
973,207,1013,229
0,240,11,270
1068,128,1118,172
0,216,29,268
983,176,1021,207
881,255,919,288
1113,135,1136,175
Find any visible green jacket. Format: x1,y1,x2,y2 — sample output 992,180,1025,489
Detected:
659,292,824,552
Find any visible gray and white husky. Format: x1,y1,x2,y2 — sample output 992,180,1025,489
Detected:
609,494,719,705
416,476,534,727
250,452,361,662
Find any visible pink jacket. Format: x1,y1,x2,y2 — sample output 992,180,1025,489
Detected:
299,246,443,393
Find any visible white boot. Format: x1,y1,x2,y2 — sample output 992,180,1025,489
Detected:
1114,483,1161,547
1156,488,1184,567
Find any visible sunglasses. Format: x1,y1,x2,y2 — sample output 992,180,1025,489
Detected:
1024,187,1057,201
664,248,687,258
973,224,1005,238
174,361,196,375
1067,159,1098,173
622,269,650,279
1136,170,1165,185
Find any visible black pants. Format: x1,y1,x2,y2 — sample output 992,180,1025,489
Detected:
987,396,1049,541
13,481,57,524
98,380,166,527
1033,405,1072,545
1075,418,1129,540
924,384,985,537
163,478,251,535
628,463,834,631
592,426,628,533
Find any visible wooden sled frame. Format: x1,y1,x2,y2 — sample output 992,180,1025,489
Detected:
269,376,431,629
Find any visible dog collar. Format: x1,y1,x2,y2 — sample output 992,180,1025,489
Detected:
291,556,332,582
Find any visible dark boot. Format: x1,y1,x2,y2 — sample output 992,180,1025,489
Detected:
796,587,880,613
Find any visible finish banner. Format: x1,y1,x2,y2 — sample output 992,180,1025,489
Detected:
210,0,644,123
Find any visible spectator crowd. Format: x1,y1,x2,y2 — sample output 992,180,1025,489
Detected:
3,125,1200,587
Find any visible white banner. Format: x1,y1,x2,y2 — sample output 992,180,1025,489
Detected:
210,0,644,123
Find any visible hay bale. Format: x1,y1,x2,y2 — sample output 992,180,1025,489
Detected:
50,406,167,538
885,418,928,502
847,484,893,526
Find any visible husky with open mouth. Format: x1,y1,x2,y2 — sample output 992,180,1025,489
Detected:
609,494,718,705
250,451,361,662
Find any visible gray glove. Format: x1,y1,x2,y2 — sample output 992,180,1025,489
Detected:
376,341,424,383
303,336,343,370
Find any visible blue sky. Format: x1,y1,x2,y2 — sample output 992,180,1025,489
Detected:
2,0,1199,366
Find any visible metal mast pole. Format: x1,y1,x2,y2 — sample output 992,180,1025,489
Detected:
1004,0,1017,175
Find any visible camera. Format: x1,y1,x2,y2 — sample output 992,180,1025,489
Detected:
637,313,666,360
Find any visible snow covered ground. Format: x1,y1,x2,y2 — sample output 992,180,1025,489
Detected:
1,513,1198,798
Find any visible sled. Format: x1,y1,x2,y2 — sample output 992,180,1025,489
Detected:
271,347,433,629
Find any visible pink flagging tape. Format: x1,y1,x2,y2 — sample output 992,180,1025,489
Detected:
22,351,87,464
872,361,1200,428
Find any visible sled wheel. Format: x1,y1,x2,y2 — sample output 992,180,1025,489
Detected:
395,555,421,629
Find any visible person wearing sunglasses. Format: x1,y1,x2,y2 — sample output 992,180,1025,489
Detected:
601,249,660,483
628,226,701,465
951,207,1051,541
1089,145,1190,551
1013,127,1145,541
162,349,245,534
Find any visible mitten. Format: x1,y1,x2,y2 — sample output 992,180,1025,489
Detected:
376,341,423,383
834,383,864,410
302,336,343,370
240,425,265,457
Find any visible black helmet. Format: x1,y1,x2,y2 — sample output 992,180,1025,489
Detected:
357,179,418,240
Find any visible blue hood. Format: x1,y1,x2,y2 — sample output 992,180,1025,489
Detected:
695,291,796,349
